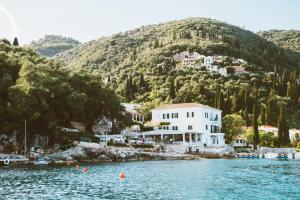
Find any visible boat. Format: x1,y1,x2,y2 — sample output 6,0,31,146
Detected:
276,153,288,160
236,153,259,159
0,155,29,166
33,155,49,166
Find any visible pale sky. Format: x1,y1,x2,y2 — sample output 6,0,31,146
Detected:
0,0,299,44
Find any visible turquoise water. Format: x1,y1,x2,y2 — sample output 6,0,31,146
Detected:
0,159,300,200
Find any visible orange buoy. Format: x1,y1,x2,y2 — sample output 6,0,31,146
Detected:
119,172,126,180
76,164,80,170
83,167,88,173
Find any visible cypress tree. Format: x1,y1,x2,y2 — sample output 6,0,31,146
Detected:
214,86,220,108
277,107,290,147
217,90,225,110
13,37,19,46
138,74,146,92
224,89,231,114
277,108,283,147
259,104,266,125
231,90,239,112
252,103,260,149
169,78,176,99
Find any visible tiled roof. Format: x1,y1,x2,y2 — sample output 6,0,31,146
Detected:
152,103,221,111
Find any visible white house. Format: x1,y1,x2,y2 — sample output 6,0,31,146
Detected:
121,103,144,137
218,67,228,77
204,56,214,66
121,103,144,123
142,103,225,147
181,58,195,66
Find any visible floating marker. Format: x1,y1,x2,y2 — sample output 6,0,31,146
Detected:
119,172,126,180
83,167,88,173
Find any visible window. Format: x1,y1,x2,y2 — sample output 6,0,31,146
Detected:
215,114,219,121
163,114,165,119
191,112,194,117
205,112,208,118
172,126,178,130
206,125,208,130
188,125,193,130
171,113,179,118
187,112,189,118
167,114,169,119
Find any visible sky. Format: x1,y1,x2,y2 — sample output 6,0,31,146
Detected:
0,0,299,44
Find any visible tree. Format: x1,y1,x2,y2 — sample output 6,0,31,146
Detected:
169,77,176,99
259,104,266,125
13,37,19,46
243,127,254,146
277,106,290,147
138,73,147,92
217,90,225,110
222,114,244,143
252,103,260,149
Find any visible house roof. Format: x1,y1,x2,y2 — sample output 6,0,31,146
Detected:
259,125,277,129
152,103,221,111
121,103,141,114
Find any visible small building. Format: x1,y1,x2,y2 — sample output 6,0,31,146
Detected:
204,56,214,66
289,129,300,143
92,117,113,134
181,58,195,66
232,66,246,74
259,125,278,134
142,103,225,147
218,67,228,77
121,103,144,123
232,137,248,147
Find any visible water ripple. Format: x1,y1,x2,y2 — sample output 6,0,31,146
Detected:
0,160,300,199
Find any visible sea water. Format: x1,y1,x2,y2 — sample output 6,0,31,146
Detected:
0,159,299,200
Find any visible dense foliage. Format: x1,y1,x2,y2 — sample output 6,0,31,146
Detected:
0,40,125,145
258,30,300,53
258,30,300,66
29,35,80,57
54,18,300,136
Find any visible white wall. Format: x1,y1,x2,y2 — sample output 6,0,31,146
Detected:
152,107,222,134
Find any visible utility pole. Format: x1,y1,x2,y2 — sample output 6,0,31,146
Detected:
24,120,27,156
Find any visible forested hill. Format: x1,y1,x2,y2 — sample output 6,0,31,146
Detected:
29,35,80,57
55,18,300,131
56,17,299,71
258,30,300,53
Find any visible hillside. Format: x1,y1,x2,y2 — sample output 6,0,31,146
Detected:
29,35,80,57
258,30,300,53
55,18,300,130
258,30,300,66
57,18,300,71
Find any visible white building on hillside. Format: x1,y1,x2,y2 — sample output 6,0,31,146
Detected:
121,103,144,137
122,103,144,123
204,56,214,66
143,103,225,147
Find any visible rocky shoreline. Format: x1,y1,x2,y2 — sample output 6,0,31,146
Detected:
0,146,210,167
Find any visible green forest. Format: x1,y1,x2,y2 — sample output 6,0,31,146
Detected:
0,39,127,146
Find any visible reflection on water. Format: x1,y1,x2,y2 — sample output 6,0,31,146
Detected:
0,160,300,199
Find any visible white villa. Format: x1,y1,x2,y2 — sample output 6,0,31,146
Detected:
143,103,225,147
121,103,144,137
